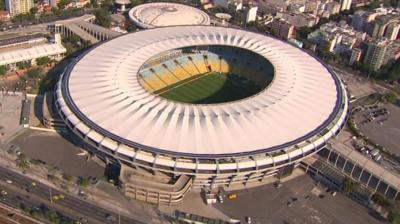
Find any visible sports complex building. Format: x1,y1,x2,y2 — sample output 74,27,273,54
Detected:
128,2,210,29
55,26,349,204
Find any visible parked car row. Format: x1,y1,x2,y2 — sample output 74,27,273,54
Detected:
354,144,382,162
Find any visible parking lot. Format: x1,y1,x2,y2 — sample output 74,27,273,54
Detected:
214,174,381,224
354,103,400,155
10,130,105,179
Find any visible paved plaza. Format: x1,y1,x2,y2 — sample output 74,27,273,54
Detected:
0,93,23,143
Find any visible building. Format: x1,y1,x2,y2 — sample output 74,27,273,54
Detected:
214,0,243,11
363,38,390,71
246,6,258,23
370,13,400,39
55,26,348,205
257,0,288,14
0,33,66,70
340,0,352,11
304,0,319,15
128,3,210,29
49,0,59,7
325,1,341,16
384,40,400,64
5,0,34,16
308,22,366,53
276,12,319,28
288,3,305,13
0,11,11,21
268,18,295,39
349,48,363,65
351,10,379,31
384,22,400,40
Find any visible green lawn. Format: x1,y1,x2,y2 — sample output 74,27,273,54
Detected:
159,72,261,104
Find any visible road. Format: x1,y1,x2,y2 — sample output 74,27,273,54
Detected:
0,165,146,224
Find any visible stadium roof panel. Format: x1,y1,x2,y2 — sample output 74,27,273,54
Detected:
128,3,210,28
60,26,346,156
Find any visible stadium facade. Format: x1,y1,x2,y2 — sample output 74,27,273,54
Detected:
55,26,349,205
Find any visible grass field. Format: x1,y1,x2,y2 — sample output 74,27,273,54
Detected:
159,72,261,104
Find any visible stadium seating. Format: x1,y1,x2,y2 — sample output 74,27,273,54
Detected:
139,69,167,90
138,46,275,93
190,55,209,74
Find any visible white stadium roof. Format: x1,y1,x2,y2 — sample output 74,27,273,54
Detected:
58,26,346,157
128,3,210,29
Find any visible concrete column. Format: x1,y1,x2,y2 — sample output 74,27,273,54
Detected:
384,185,390,196
366,172,373,188
334,153,340,167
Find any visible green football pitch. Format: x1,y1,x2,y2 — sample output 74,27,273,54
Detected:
159,72,261,104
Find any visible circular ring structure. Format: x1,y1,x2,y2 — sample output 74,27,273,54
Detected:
56,26,348,175
128,3,210,29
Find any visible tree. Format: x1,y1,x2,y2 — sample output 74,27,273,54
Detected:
93,8,111,28
17,154,30,170
124,19,136,32
57,0,71,9
27,68,44,78
36,56,51,66
77,177,89,187
30,7,38,15
0,65,8,76
16,61,31,70
340,178,355,194
0,0,5,10
129,0,142,7
297,26,314,40
386,92,397,104
90,0,98,8
62,173,73,182
386,61,400,81
367,0,380,9
371,193,391,208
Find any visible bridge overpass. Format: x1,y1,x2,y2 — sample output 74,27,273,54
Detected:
53,14,122,44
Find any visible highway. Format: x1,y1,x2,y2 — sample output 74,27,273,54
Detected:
0,165,146,224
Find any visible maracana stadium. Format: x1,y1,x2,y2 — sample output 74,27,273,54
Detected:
55,26,349,205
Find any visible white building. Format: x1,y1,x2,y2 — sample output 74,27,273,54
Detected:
0,34,66,70
340,0,352,11
5,0,33,16
246,6,258,23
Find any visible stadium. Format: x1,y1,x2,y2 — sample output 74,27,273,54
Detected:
55,26,349,204
128,2,210,29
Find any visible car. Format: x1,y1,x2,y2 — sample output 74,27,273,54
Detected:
6,180,12,184
331,191,337,196
0,190,7,196
246,216,252,224
228,193,237,200
105,214,116,222
274,182,282,188
286,201,293,207
217,194,224,203
31,182,36,187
